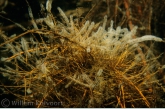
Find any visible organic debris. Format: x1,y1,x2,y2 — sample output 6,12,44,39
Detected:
0,0,165,108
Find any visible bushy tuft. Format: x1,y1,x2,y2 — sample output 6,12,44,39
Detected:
0,0,164,108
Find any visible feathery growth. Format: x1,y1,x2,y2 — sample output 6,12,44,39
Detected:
0,0,165,107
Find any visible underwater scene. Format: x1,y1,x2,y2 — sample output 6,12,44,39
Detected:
0,0,165,108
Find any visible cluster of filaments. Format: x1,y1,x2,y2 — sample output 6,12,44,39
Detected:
0,0,164,107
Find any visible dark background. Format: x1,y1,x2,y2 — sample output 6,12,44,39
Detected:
0,0,165,107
